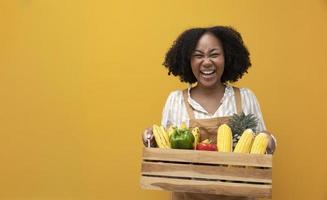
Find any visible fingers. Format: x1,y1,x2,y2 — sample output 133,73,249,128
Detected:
266,134,276,154
142,128,156,147
260,130,276,154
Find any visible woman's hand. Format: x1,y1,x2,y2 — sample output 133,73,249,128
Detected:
142,128,157,148
262,131,277,154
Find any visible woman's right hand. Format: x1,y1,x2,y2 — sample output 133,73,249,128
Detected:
142,128,157,148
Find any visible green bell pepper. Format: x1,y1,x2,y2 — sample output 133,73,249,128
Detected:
170,128,195,149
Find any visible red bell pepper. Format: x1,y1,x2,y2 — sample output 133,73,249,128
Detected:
196,142,217,151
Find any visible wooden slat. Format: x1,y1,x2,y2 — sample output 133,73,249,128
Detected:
140,176,272,198
143,147,272,167
141,161,272,183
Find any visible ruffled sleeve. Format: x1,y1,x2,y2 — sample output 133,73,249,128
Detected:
161,91,177,128
240,88,267,132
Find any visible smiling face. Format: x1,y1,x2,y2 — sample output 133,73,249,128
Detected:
190,32,225,88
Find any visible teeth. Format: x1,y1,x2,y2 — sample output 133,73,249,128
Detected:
201,70,215,75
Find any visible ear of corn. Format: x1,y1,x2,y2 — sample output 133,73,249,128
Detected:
152,124,170,148
234,129,254,153
250,132,269,154
160,126,171,148
152,125,165,148
217,124,233,152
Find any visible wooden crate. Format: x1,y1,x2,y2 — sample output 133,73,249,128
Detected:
140,147,272,198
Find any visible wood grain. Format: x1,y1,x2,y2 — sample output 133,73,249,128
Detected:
140,176,272,198
140,147,273,198
141,161,272,183
143,147,272,167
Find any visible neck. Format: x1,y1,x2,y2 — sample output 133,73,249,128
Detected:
193,83,225,96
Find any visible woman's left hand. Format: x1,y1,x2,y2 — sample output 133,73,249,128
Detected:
262,131,276,154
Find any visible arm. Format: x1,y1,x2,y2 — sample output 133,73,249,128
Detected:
242,88,277,154
161,92,173,129
161,90,184,128
142,91,175,147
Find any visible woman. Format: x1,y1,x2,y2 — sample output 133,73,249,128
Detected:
143,26,276,200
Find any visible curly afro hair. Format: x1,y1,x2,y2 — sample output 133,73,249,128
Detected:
163,26,251,84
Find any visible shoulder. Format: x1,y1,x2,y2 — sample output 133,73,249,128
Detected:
239,87,257,97
232,86,260,103
162,89,187,117
163,89,185,107
237,87,261,107
166,90,184,100
226,85,257,98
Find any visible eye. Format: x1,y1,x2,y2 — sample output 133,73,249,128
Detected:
210,53,220,58
193,54,203,58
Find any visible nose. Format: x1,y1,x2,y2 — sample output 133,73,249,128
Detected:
202,57,212,66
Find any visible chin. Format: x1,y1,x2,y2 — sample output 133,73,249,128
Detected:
198,80,220,88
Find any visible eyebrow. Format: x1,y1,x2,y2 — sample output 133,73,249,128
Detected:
193,48,221,53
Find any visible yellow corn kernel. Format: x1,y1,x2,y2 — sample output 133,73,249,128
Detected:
217,124,233,152
152,125,166,148
250,132,269,154
234,129,254,153
160,126,171,148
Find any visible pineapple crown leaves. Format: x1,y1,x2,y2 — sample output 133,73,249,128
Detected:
228,112,258,137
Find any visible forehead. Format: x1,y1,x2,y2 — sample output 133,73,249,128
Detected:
195,33,223,50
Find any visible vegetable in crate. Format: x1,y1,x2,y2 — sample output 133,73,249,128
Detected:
196,139,217,151
217,124,233,152
152,124,171,148
250,132,269,154
167,125,176,139
170,128,194,149
228,112,258,147
234,129,254,153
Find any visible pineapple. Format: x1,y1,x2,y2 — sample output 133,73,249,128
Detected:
228,112,258,147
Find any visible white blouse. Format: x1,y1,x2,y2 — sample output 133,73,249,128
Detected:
161,85,266,132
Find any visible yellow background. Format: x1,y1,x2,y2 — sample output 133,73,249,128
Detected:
1,0,327,199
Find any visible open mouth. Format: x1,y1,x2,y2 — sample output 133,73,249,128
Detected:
200,69,216,76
